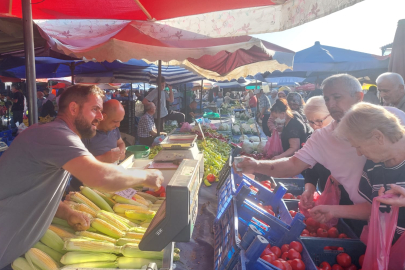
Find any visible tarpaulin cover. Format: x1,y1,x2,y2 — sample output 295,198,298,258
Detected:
389,19,405,81
1,0,364,38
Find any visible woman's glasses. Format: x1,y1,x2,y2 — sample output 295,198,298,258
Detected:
307,115,330,126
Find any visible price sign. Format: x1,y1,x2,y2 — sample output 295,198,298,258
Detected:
115,188,137,199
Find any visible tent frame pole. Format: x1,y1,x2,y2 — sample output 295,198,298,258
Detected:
200,79,203,113
157,60,162,136
22,0,37,125
70,63,75,85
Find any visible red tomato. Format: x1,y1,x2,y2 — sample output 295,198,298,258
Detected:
271,260,286,270
207,173,216,183
328,227,339,238
320,223,330,230
283,193,295,199
262,253,277,263
267,209,276,216
265,205,274,211
331,265,343,270
266,243,272,249
336,253,351,268
317,228,329,238
319,261,332,270
296,195,302,199
290,259,306,270
270,246,282,258
145,190,158,196
358,255,364,267
344,264,357,270
324,246,332,251
289,241,303,253
155,186,165,195
283,261,293,270
338,233,348,239
309,232,318,237
262,182,272,190
301,233,309,237
337,247,344,251
281,252,289,261
281,244,290,253
260,247,273,257
306,226,318,234
160,192,166,197
289,210,297,217
288,249,302,260
306,218,320,228
302,229,309,235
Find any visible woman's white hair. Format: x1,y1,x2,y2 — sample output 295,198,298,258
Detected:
321,74,362,95
304,96,329,118
335,102,405,143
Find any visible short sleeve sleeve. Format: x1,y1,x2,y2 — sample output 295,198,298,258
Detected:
294,131,321,167
115,128,121,140
285,119,304,140
31,125,92,168
145,89,157,102
358,170,373,203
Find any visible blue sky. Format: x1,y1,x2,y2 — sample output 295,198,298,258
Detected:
253,0,404,55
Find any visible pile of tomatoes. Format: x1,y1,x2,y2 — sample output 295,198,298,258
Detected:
316,253,364,270
300,218,350,239
283,193,301,200
258,203,276,216
260,241,306,270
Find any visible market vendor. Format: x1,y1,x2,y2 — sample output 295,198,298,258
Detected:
0,85,163,268
142,77,174,131
138,102,167,146
224,92,237,104
234,74,405,222
69,99,126,191
312,103,405,245
184,100,198,123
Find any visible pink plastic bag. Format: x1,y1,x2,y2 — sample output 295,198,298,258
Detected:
299,192,320,218
362,194,399,270
389,231,405,269
313,176,341,228
180,122,191,132
265,130,283,158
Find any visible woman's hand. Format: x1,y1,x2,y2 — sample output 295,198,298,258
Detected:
309,205,336,224
232,156,259,176
377,184,405,207
66,209,91,231
301,191,315,210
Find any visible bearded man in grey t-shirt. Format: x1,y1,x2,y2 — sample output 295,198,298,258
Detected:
0,85,163,268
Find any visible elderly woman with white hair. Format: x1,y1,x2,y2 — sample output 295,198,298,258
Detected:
311,103,405,245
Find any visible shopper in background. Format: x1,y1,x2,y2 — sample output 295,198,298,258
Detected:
312,103,405,245
0,85,163,268
268,89,278,106
256,88,272,136
143,77,174,132
37,91,44,117
270,99,309,159
41,92,57,118
184,100,198,124
362,85,380,105
277,86,291,99
134,90,143,102
248,90,257,115
377,72,405,112
165,99,186,127
287,92,307,121
10,83,24,128
138,102,166,146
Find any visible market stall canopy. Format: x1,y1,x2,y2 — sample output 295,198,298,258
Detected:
389,19,405,81
214,78,252,88
293,41,390,72
1,0,363,38
34,20,295,80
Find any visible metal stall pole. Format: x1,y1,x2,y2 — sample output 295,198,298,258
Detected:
157,60,162,136
184,84,187,120
70,63,75,85
200,79,203,114
143,82,146,97
22,0,38,125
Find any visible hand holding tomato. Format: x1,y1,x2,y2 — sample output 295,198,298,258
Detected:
309,205,336,224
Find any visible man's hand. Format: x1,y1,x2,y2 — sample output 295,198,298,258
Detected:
66,210,91,231
309,205,335,224
300,190,315,210
376,184,405,207
144,169,164,190
109,147,121,163
232,156,259,176
119,148,126,161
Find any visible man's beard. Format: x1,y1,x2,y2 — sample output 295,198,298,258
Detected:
74,113,99,139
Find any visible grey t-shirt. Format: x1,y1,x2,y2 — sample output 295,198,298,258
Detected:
0,118,91,268
82,128,121,157
145,89,170,119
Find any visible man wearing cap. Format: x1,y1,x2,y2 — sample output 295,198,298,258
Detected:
143,77,174,131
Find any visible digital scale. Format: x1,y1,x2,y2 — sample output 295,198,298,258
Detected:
123,133,204,252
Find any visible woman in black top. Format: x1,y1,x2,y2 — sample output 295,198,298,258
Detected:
270,99,309,160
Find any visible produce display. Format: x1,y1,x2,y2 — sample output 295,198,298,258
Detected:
197,138,231,187
12,186,178,269
301,218,350,239
316,252,364,270
148,146,162,159
260,241,307,270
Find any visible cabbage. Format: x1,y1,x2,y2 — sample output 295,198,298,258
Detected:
241,123,251,133
232,125,241,135
250,136,260,142
239,135,249,142
257,141,267,154
247,118,256,124
219,123,230,131
241,140,254,154
252,142,259,151
251,125,258,133
235,112,240,118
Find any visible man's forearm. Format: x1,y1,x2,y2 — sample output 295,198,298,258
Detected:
95,152,111,163
331,203,371,221
255,156,309,178
169,90,174,103
117,140,125,153
55,201,73,221
150,129,157,136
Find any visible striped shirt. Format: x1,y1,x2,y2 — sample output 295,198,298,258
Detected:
138,113,156,138
358,159,405,244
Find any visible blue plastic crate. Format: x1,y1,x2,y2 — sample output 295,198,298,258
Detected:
217,169,289,223
302,238,366,268
273,178,305,196
284,200,359,239
0,129,13,140
214,198,241,270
